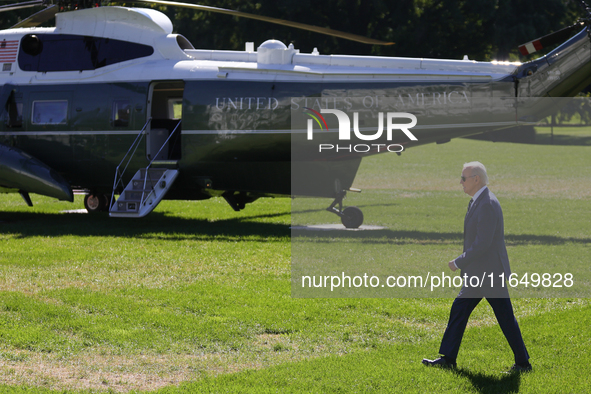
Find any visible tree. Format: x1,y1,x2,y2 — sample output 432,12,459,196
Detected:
0,0,583,61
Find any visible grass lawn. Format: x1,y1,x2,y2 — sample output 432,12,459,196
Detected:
0,131,590,393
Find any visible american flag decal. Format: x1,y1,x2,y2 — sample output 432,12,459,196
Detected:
518,40,543,56
0,40,19,64
517,23,583,57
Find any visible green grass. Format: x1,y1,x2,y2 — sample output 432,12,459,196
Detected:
164,301,591,393
1,134,590,392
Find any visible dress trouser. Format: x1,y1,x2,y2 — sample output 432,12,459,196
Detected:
438,296,529,364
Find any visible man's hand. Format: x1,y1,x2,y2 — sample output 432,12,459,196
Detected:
448,260,458,272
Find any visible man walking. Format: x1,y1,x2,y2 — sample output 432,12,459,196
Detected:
422,162,531,372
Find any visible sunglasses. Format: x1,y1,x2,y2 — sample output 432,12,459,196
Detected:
461,175,477,182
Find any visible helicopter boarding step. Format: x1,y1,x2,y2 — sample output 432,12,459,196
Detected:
109,168,178,218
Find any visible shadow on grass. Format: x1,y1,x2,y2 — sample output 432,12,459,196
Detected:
534,134,591,146
291,228,591,246
291,202,403,215
0,210,291,241
454,368,522,394
3,209,589,246
467,125,591,146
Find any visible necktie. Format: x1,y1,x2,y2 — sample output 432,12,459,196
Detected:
466,198,474,214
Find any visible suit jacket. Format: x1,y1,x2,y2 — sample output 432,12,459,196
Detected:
454,187,511,297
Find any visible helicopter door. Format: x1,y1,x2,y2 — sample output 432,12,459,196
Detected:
146,81,183,162
0,84,23,129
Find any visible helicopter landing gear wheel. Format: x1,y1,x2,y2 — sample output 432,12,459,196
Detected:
326,189,364,229
341,206,364,229
84,193,108,213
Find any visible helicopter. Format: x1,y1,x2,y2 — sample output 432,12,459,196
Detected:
0,0,590,228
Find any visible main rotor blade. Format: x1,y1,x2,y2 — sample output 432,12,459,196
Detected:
518,22,584,56
10,4,58,27
121,0,394,46
0,0,43,13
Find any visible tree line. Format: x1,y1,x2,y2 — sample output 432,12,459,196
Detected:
0,0,584,61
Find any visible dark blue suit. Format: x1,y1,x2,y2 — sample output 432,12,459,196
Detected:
439,187,529,364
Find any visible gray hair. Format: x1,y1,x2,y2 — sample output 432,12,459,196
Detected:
463,161,488,185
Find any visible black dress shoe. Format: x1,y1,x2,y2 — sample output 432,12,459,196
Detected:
422,357,457,369
509,362,532,373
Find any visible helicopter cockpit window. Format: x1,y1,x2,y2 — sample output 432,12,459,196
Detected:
112,100,131,127
18,34,154,72
32,100,68,125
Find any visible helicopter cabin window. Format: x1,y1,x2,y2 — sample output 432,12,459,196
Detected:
32,100,68,125
112,100,131,127
18,34,154,72
168,98,183,119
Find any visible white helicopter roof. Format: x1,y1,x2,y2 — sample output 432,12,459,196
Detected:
186,39,520,82
0,6,521,82
55,6,173,43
